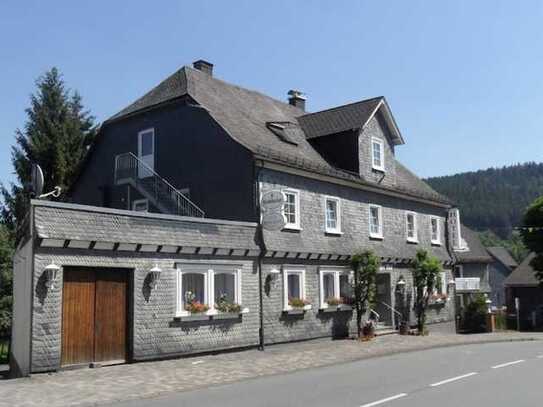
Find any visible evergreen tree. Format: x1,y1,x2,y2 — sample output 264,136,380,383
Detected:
0,225,13,337
1,68,96,235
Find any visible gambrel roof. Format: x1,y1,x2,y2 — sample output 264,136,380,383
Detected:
106,65,449,206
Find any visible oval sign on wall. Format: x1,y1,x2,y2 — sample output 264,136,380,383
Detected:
260,190,286,231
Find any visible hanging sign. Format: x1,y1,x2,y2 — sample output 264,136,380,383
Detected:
260,190,286,231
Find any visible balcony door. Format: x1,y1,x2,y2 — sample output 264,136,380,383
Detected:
137,129,154,178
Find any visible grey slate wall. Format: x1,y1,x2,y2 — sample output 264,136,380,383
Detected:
70,101,256,222
359,113,397,188
31,250,259,372
260,169,450,261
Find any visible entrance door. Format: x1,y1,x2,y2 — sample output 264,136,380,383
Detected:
375,273,393,327
61,267,128,366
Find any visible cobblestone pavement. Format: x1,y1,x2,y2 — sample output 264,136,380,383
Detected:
3,332,543,407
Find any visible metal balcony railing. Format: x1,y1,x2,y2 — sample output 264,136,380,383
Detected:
114,152,204,218
455,277,481,292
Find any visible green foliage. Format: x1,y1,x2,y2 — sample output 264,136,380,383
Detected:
479,230,528,264
463,294,488,333
412,249,442,334
351,250,380,338
0,225,14,336
426,162,543,239
1,67,96,236
521,196,543,285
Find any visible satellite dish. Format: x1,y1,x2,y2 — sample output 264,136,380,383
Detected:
31,164,44,197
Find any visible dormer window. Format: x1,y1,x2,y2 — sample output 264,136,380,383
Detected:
371,137,385,172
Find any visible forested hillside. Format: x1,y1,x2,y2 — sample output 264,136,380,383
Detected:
425,162,543,238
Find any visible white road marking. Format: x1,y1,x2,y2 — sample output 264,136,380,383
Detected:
430,372,478,387
360,393,408,407
191,360,204,365
537,355,543,359
491,360,525,369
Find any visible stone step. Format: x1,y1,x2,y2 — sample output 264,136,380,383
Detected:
375,326,398,336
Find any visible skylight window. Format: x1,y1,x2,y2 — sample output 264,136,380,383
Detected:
266,122,298,146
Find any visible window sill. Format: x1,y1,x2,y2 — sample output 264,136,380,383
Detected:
431,241,442,246
283,304,312,314
406,238,418,244
325,230,343,236
369,234,384,240
372,166,385,173
283,225,302,232
175,313,210,322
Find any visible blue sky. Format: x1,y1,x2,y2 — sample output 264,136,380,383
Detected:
1,1,542,186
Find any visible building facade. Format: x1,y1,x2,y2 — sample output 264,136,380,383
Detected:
13,60,459,376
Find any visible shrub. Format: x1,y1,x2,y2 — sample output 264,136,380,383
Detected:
463,294,488,333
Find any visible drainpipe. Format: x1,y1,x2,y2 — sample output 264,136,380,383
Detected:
254,160,266,351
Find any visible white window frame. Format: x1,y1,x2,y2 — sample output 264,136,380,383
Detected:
283,268,310,311
176,266,244,317
430,216,441,245
319,269,352,309
137,128,155,178
369,204,383,239
324,196,342,234
282,189,301,230
132,199,149,212
405,211,418,243
371,137,385,172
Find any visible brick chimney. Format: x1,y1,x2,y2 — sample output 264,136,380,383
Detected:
193,60,213,76
288,90,306,111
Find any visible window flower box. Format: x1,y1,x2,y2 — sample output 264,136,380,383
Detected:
429,293,448,306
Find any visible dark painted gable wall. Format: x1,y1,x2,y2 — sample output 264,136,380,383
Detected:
308,129,360,173
70,101,257,222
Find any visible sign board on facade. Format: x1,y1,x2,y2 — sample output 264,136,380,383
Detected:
260,190,286,231
448,208,468,251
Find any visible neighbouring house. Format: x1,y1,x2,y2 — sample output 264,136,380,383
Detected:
11,60,458,377
452,225,493,311
486,246,518,306
504,253,543,330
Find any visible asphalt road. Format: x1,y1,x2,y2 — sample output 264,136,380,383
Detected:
109,341,543,407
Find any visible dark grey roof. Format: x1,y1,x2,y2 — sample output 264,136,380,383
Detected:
454,225,493,263
504,253,539,287
487,246,518,269
33,201,258,251
107,65,448,206
298,98,382,139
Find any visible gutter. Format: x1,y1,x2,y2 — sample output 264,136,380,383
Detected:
253,161,266,351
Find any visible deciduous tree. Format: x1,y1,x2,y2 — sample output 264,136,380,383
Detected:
412,249,442,335
350,250,380,338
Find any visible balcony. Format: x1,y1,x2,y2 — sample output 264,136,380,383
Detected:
455,277,481,292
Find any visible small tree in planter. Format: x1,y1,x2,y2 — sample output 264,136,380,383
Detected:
351,250,380,339
412,249,442,335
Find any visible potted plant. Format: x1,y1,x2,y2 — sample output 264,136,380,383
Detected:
215,293,242,314
325,297,341,306
288,297,311,312
361,320,375,340
184,291,209,314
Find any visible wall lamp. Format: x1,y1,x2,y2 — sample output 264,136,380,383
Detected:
43,262,60,289
148,265,162,289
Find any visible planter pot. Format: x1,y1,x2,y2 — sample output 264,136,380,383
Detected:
284,308,305,315
213,312,242,320
179,313,210,322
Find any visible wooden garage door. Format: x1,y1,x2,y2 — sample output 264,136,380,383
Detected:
61,268,128,366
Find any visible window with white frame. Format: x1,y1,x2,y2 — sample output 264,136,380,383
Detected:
283,189,300,229
371,137,385,171
369,204,383,239
324,196,341,234
430,217,441,245
319,269,353,308
283,268,309,310
176,266,242,316
405,211,418,242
